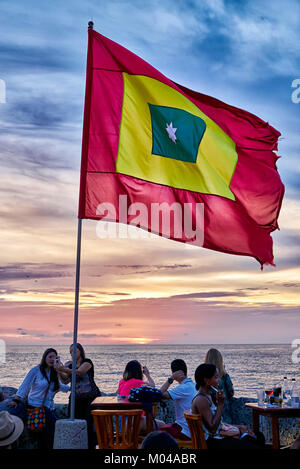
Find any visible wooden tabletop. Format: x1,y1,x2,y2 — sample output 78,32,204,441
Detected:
92,396,120,404
91,396,145,408
245,403,300,414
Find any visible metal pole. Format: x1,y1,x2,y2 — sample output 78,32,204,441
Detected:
70,21,93,419
70,217,82,419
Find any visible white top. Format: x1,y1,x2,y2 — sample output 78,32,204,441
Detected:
199,394,222,440
16,365,70,410
168,377,197,437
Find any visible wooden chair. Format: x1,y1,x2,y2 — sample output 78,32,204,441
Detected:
184,411,208,449
90,398,157,436
176,438,193,448
92,409,143,449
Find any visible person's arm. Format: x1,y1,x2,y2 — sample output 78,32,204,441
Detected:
55,360,72,383
58,383,71,393
143,366,155,387
160,378,173,399
160,371,185,399
234,424,255,436
56,361,92,379
194,392,225,434
75,361,92,377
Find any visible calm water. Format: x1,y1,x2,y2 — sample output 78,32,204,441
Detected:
0,344,299,403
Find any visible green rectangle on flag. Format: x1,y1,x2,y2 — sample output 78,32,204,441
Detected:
148,104,206,163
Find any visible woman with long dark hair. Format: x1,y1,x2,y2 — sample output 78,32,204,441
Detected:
117,360,165,433
117,360,155,399
56,343,100,448
7,348,70,449
192,364,264,449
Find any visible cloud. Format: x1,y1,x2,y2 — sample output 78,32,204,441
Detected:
61,332,112,338
104,264,192,269
6,98,73,130
0,43,77,73
81,333,112,338
0,263,72,281
15,328,53,338
195,0,300,79
173,291,247,299
100,264,193,276
0,135,79,174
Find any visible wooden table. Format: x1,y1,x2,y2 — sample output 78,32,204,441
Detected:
245,403,300,449
90,396,157,435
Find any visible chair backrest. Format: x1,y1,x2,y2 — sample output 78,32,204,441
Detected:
184,411,207,449
92,409,143,449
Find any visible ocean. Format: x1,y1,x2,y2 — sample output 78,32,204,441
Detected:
0,344,299,403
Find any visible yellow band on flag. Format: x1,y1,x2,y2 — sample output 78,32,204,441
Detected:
117,74,238,200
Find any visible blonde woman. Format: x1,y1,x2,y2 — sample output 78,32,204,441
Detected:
204,348,234,422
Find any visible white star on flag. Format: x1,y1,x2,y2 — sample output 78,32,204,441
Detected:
165,122,177,143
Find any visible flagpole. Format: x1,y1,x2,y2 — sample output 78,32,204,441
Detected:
70,217,82,419
70,21,94,420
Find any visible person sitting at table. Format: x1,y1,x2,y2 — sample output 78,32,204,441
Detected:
117,360,165,432
191,364,265,449
204,348,234,422
117,360,155,400
159,359,197,440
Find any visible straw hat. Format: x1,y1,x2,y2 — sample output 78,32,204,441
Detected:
0,411,24,447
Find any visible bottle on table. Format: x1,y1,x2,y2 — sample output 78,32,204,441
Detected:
273,385,282,407
282,376,290,404
291,378,298,408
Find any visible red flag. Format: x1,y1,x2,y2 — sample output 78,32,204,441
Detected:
79,29,284,267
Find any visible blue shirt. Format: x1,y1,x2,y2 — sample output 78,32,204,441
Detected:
16,366,70,410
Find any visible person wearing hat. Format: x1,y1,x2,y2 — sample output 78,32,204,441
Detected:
0,411,24,449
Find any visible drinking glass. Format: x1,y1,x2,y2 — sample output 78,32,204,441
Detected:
257,390,265,406
291,389,299,408
264,386,274,405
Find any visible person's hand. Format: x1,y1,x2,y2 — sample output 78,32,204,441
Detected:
216,390,225,406
53,361,62,371
54,357,64,371
171,370,186,382
6,400,18,408
143,366,150,378
239,425,255,436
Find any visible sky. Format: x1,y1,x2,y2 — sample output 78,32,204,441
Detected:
0,0,299,345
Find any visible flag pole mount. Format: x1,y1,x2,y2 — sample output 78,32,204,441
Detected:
88,21,94,30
